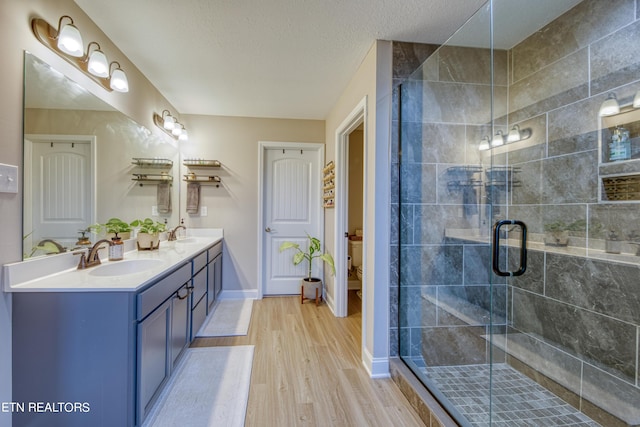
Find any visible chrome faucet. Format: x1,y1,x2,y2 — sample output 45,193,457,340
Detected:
168,225,187,241
75,239,113,269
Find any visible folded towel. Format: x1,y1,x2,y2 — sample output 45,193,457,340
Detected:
186,182,200,214
157,182,171,214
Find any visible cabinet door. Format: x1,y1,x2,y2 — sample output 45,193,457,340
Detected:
207,260,215,312
137,299,171,424
170,284,190,367
214,254,223,301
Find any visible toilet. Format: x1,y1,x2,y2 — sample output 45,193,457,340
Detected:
348,239,363,273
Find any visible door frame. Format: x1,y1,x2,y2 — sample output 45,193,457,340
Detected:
334,97,367,317
23,134,97,251
257,141,325,299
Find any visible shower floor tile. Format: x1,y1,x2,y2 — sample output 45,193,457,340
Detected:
422,363,600,426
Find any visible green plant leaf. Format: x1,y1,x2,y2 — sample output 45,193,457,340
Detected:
293,252,305,265
279,241,299,252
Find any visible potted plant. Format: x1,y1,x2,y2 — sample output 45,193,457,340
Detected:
130,218,167,250
280,234,336,303
89,217,132,240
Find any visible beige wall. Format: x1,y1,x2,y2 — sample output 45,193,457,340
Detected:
324,40,393,376
180,114,324,292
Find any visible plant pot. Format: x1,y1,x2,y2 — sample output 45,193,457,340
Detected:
301,277,322,305
137,232,160,250
107,232,130,241
544,231,568,247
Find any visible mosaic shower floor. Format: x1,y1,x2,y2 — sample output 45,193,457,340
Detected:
421,363,600,426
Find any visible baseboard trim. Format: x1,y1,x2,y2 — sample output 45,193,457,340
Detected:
363,347,390,378
218,289,258,300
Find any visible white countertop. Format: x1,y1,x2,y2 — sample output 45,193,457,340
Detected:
3,229,223,293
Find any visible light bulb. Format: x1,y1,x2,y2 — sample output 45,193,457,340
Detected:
88,49,109,78
109,66,129,92
478,136,490,151
57,20,84,57
599,93,620,116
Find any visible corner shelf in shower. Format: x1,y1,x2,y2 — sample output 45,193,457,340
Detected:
323,161,335,208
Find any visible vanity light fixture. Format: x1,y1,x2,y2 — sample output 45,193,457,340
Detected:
56,16,84,57
506,125,532,143
161,110,176,130
491,131,505,147
599,93,620,116
633,90,640,109
85,42,109,78
31,16,129,93
153,110,188,141
478,136,491,151
109,62,129,92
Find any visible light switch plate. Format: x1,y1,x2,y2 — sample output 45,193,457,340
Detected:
0,163,18,193
151,206,159,216
201,206,208,216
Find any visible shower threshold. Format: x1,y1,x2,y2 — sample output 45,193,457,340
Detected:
421,363,600,426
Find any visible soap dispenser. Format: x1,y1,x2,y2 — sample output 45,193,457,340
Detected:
109,235,124,261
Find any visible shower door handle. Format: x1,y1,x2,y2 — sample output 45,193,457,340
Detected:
492,220,527,277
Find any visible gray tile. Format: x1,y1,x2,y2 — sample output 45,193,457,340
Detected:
399,245,463,286
399,163,437,204
541,151,598,204
437,46,507,86
392,41,439,80
548,96,602,156
582,363,640,426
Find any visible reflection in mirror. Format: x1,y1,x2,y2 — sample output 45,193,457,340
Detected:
23,52,179,259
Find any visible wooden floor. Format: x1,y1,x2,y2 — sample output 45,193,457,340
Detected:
191,291,425,426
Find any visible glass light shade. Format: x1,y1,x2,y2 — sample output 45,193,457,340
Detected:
172,124,183,136
87,50,109,78
478,136,490,151
491,131,504,147
599,93,620,116
634,90,640,109
57,23,84,57
163,114,175,130
507,125,521,143
110,67,129,92
179,130,188,141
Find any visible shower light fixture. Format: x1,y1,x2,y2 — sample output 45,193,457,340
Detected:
491,131,505,147
599,93,620,116
154,111,188,141
31,16,130,93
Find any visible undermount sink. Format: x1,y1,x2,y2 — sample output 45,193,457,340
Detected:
88,259,165,277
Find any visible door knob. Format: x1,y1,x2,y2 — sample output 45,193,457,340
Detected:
265,227,271,232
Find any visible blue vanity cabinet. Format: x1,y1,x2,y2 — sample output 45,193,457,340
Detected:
207,241,223,312
135,261,192,425
190,250,208,339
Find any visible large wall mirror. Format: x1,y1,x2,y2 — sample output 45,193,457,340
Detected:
23,52,179,259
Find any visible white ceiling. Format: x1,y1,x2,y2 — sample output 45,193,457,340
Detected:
72,0,581,120
73,0,487,120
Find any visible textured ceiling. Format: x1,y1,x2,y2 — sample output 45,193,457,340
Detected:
73,0,486,119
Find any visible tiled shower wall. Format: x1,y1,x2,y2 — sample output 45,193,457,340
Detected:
391,1,640,426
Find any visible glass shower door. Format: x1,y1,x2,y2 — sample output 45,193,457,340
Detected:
397,1,501,424
398,0,640,425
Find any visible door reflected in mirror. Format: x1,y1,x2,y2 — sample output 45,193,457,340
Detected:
23,52,179,259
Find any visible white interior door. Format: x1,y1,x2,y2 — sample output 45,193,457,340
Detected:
263,145,322,295
29,139,94,246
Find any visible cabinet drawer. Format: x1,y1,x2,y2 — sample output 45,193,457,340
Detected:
137,263,191,320
191,267,207,308
193,250,207,274
208,241,222,260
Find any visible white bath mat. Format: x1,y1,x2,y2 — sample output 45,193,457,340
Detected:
143,346,254,427
196,299,253,337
